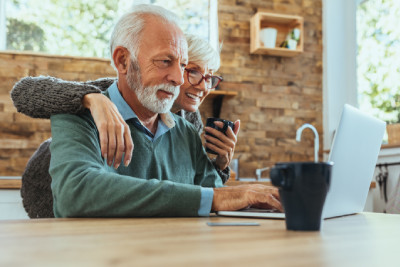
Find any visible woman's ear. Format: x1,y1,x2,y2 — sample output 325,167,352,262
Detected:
112,46,129,74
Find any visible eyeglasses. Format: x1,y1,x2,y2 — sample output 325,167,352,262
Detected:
185,68,223,89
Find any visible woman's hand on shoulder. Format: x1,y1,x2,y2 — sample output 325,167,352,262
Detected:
82,93,133,168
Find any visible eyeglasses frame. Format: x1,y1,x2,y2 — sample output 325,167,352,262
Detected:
185,68,223,89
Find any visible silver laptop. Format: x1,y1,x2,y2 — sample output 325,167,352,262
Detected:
217,104,386,219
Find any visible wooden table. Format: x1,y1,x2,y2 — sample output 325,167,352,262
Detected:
0,213,398,267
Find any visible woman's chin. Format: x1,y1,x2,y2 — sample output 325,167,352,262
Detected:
183,104,198,113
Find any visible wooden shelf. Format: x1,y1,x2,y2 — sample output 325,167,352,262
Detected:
381,143,400,149
250,11,304,56
0,177,376,190
250,46,303,57
208,90,238,98
0,177,21,189
205,90,238,118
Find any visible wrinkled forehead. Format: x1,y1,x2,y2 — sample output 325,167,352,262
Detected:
140,15,188,62
173,33,188,61
165,29,188,62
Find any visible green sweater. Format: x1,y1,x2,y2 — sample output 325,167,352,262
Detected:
49,110,223,218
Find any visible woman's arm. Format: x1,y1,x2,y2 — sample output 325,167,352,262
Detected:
82,93,133,168
10,76,114,118
10,76,132,168
183,110,204,134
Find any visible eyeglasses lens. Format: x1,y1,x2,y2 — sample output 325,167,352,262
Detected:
187,69,220,89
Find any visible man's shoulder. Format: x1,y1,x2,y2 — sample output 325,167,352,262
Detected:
50,110,96,130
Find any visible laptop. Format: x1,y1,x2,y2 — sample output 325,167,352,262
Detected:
217,104,386,219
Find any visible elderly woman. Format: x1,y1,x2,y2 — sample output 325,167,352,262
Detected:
11,34,240,218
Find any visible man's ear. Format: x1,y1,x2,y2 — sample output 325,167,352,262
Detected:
112,46,130,74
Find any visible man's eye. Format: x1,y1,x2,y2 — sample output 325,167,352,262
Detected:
153,60,171,68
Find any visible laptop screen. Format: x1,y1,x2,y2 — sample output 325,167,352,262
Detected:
322,104,385,218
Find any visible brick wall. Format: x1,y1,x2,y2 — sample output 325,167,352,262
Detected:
0,52,116,176
212,0,323,177
0,0,323,177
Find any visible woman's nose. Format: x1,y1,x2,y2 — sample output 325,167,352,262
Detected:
196,79,207,91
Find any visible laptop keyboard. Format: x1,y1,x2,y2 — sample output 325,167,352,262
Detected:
239,208,282,213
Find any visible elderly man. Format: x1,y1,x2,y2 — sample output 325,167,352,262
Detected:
49,4,281,217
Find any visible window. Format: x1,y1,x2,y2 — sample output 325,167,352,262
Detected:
323,0,399,148
357,0,400,123
1,0,217,58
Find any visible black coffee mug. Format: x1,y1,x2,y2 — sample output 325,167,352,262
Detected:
205,117,234,155
270,162,333,231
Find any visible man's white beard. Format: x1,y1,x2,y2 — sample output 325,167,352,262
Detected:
126,62,179,114
136,83,179,114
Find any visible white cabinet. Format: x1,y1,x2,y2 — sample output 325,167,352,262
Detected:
0,188,28,220
371,146,400,213
0,176,29,220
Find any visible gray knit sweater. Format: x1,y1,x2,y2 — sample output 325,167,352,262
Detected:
11,76,230,218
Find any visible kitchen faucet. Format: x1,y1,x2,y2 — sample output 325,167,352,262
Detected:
255,167,269,180
296,123,319,162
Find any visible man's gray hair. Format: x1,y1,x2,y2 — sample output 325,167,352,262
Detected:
186,34,221,72
109,4,182,69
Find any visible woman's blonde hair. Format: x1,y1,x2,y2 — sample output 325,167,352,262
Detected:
186,34,220,72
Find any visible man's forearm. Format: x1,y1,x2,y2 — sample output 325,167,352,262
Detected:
211,184,283,212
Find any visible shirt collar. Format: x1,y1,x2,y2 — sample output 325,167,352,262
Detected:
108,81,176,129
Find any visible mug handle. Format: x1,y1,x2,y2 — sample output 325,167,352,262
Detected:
222,121,229,133
270,165,294,190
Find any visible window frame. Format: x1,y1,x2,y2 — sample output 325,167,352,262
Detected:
322,0,360,152
0,0,218,58
0,0,6,50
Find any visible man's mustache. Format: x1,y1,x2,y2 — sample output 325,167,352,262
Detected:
152,83,180,97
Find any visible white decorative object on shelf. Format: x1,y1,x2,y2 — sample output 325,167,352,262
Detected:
259,27,277,48
287,39,297,50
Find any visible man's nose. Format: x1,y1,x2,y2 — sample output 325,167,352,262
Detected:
167,63,184,86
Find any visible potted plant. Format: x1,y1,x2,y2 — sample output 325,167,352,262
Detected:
387,118,400,145
280,28,300,50
368,90,400,144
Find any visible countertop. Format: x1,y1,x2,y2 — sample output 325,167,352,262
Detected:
0,213,398,266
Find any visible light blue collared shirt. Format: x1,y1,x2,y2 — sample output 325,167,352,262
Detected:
109,82,171,141
108,82,213,216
